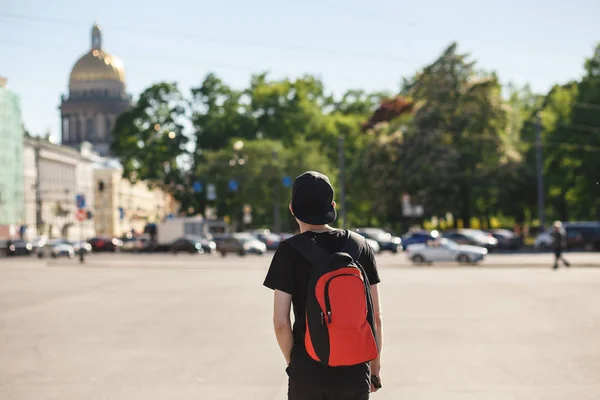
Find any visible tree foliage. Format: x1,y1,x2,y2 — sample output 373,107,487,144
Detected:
110,42,600,233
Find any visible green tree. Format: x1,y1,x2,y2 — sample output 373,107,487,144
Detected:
570,43,600,219
195,139,336,231
111,82,189,186
363,43,509,229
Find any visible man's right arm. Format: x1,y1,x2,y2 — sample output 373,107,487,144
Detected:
370,283,383,392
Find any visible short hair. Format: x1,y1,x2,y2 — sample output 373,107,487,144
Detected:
553,220,562,228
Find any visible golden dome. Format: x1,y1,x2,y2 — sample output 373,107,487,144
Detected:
68,24,125,85
69,50,125,83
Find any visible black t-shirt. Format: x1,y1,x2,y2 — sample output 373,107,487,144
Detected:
263,229,380,388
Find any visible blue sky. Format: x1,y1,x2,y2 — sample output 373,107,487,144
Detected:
1,0,599,141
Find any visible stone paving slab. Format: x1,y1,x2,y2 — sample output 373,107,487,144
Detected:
1,257,599,399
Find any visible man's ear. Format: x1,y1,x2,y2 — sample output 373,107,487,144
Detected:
332,201,336,208
289,203,294,215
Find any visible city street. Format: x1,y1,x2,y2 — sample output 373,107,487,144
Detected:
1,252,599,400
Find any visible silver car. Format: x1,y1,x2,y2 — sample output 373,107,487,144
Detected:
405,238,487,265
39,240,75,259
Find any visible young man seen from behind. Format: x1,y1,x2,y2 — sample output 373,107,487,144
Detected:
263,171,383,400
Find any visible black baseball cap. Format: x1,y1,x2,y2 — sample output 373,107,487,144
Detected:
290,171,337,225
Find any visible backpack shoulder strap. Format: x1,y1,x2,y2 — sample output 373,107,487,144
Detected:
286,234,331,266
341,230,364,260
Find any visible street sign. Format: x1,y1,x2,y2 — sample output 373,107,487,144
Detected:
193,181,203,193
76,209,87,221
207,184,217,201
282,176,292,188
75,194,86,209
228,179,238,192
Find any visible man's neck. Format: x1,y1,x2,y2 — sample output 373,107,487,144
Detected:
298,223,335,234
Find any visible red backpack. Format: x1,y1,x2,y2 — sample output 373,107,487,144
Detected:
287,230,379,367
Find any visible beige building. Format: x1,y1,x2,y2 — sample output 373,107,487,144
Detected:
93,166,178,237
23,137,96,240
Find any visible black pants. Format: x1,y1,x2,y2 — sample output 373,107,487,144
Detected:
288,378,369,400
553,249,570,268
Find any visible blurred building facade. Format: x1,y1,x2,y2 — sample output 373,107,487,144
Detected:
23,137,96,241
93,167,179,237
0,78,25,239
60,24,131,157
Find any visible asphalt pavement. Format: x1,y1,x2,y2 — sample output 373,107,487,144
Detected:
1,252,599,399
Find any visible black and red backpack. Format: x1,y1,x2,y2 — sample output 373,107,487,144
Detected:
287,230,379,367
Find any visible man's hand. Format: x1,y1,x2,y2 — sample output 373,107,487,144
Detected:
370,359,382,392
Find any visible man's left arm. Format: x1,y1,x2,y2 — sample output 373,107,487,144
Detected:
273,289,294,365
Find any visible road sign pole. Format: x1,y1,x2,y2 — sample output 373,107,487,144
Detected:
79,218,85,264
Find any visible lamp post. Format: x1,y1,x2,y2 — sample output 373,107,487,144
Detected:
535,113,546,230
229,140,247,231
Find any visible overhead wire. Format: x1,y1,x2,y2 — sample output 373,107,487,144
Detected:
0,12,421,65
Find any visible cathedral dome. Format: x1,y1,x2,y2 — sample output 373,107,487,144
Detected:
70,50,125,83
68,24,125,89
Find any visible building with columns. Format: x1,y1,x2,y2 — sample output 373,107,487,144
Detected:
60,24,131,156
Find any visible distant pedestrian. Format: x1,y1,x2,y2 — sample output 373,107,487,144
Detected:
551,221,570,269
263,171,383,399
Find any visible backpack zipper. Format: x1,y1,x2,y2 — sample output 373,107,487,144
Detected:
323,273,360,324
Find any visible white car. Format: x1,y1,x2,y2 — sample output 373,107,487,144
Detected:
534,231,553,249
365,238,381,253
46,240,75,258
405,238,487,264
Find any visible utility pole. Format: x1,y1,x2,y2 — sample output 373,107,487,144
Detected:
535,113,546,230
338,135,346,229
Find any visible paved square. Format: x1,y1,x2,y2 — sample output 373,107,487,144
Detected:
1,254,599,399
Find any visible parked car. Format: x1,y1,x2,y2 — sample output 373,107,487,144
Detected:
121,237,144,252
30,236,49,255
249,230,281,250
405,238,487,265
535,222,600,251
88,237,123,252
71,240,92,254
443,229,498,251
534,231,553,250
45,240,75,258
401,230,438,250
217,233,266,256
0,240,33,256
171,236,216,254
365,238,381,253
486,229,523,250
564,222,600,251
279,233,295,241
355,228,402,253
